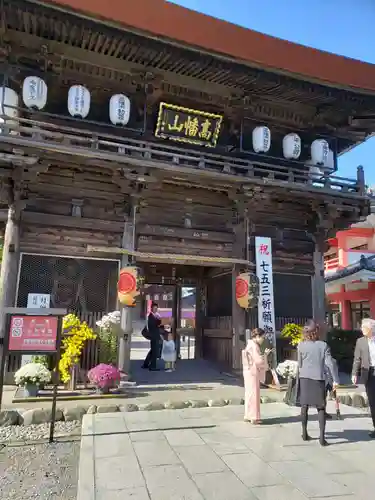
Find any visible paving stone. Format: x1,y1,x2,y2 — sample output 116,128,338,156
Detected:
87,405,97,414
200,431,250,455
133,440,180,467
192,471,255,500
270,460,351,497
94,433,133,459
243,438,299,462
77,435,95,500
143,464,203,500
94,416,127,435
223,452,286,488
174,445,226,474
95,456,144,491
251,484,308,500
164,429,205,447
96,487,150,500
130,430,167,442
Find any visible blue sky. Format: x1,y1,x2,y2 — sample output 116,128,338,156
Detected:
170,0,375,185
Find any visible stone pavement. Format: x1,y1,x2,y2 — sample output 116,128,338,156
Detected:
77,401,375,500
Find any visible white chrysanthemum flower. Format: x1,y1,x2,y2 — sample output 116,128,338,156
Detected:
14,363,51,386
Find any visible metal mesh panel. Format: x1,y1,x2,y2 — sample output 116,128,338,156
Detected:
17,254,119,312
7,255,120,378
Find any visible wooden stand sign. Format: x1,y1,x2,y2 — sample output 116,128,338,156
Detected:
0,308,66,443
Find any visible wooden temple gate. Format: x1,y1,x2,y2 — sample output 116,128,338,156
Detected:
0,0,372,380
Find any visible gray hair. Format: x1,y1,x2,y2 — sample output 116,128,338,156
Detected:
361,318,375,333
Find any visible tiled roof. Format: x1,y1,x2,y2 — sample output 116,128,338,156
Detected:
325,254,375,283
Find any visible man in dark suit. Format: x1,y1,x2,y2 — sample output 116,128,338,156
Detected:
352,318,375,438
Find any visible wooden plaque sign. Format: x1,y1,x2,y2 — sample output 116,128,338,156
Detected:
155,102,223,148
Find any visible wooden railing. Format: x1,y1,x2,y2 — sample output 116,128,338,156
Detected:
0,114,366,196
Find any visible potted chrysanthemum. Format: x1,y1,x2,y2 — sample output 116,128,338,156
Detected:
87,363,121,394
14,362,52,397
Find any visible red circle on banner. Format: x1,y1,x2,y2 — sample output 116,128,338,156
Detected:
236,277,248,299
118,271,137,294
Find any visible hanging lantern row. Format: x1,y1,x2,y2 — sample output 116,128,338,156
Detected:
252,126,333,166
20,77,131,125
3,78,332,165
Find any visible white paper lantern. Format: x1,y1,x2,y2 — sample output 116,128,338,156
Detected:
0,87,19,135
324,149,334,169
311,139,329,165
67,85,90,118
109,94,131,126
22,76,47,110
282,133,301,160
252,126,271,153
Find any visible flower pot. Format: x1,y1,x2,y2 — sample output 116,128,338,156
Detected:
24,383,38,398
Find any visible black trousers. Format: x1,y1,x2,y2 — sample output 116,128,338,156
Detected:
143,336,159,370
365,368,375,428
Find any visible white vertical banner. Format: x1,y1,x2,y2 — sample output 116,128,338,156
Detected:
255,237,279,385
255,237,276,345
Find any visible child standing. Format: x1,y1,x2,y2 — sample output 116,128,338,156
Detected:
162,332,176,372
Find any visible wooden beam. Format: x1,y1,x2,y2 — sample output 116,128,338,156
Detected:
87,244,251,267
137,224,234,243
20,211,124,232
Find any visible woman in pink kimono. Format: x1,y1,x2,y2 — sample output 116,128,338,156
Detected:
242,328,271,424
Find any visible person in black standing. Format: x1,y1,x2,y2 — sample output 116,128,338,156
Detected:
142,302,162,371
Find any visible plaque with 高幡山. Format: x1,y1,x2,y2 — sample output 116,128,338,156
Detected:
155,102,223,148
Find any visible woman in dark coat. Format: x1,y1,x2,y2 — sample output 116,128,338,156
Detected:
298,319,339,446
142,302,162,371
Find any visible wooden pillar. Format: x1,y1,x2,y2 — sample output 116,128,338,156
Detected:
231,213,247,371
194,270,205,359
0,201,21,382
118,210,135,376
312,235,326,328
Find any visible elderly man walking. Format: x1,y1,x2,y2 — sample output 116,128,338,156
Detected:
352,318,375,438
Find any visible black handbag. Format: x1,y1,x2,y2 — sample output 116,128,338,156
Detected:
141,325,151,340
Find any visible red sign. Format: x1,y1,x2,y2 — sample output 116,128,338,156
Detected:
8,316,58,352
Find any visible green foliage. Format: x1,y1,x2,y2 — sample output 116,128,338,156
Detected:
326,328,362,374
31,355,49,367
281,323,303,346
98,327,119,365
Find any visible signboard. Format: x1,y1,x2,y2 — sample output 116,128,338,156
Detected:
8,315,58,352
27,293,50,309
255,237,276,345
155,102,223,148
